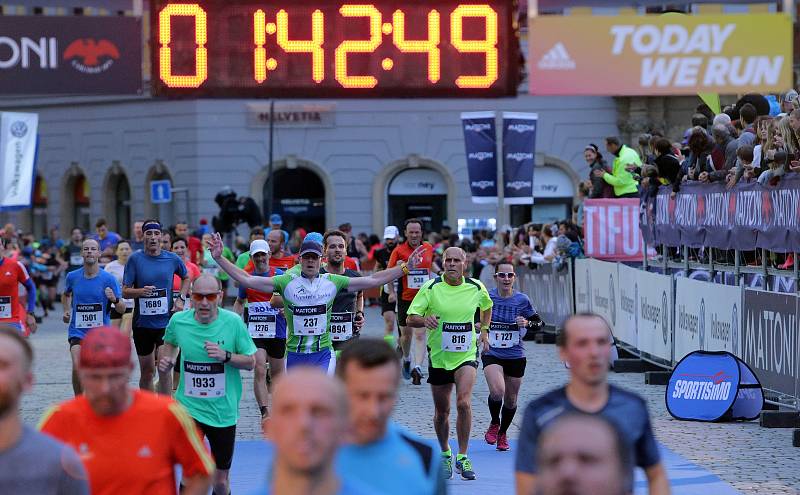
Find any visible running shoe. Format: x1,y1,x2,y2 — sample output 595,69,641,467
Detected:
496,433,510,451
402,360,412,380
411,366,423,385
455,455,476,480
484,423,499,445
441,452,453,480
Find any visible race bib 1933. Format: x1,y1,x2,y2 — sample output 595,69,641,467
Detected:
489,321,520,348
140,288,168,315
293,304,326,336
441,322,472,352
330,312,353,341
74,303,103,329
184,361,226,398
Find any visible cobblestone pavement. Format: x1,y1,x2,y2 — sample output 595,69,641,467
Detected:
19,305,800,494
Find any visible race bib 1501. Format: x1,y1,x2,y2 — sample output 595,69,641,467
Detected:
74,303,103,329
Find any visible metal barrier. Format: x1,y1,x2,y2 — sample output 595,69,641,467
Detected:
514,262,573,334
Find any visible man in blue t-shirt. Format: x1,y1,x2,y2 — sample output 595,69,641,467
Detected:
480,262,542,452
122,219,188,394
336,339,444,495
90,218,122,257
62,239,125,396
515,313,669,495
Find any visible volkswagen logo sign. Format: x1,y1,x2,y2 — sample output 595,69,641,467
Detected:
698,298,706,350
608,274,616,326
731,305,739,355
634,283,639,335
661,291,669,346
585,269,591,310
10,121,27,138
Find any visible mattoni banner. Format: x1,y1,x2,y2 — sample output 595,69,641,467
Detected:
674,277,742,363
461,112,498,204
501,112,537,205
636,269,672,363
583,198,649,261
741,289,799,397
528,14,792,96
0,112,38,210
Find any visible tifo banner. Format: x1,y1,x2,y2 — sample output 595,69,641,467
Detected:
615,263,639,348
461,112,498,204
516,263,573,331
528,14,792,95
0,112,38,210
741,289,799,397
0,16,142,95
501,112,537,205
583,198,648,261
646,176,800,252
636,269,672,363
674,277,742,363
589,259,618,331
574,258,592,313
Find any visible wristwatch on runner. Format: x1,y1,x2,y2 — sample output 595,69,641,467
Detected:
223,351,232,363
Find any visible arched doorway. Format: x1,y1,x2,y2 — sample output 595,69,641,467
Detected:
387,168,448,233
105,167,131,238
144,163,174,227
263,167,325,234
62,167,91,233
30,175,48,239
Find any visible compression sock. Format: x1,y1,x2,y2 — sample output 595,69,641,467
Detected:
499,405,517,435
259,406,268,417
384,333,396,348
488,397,502,425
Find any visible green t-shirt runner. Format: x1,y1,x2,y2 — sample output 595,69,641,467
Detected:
272,271,351,354
164,308,257,427
408,276,493,370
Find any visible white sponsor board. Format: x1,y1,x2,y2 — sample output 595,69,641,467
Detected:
674,277,742,363
574,258,592,313
0,112,37,209
589,259,618,331
615,263,639,348
635,269,672,362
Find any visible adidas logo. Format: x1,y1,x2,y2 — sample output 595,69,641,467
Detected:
537,42,575,70
137,445,153,458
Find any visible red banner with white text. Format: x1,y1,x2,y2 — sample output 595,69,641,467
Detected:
583,198,650,261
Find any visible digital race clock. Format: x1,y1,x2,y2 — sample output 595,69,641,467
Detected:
151,0,518,97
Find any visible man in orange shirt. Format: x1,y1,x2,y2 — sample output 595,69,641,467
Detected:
267,229,296,271
387,218,438,385
39,326,214,495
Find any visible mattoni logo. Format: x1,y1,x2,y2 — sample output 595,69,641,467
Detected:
505,152,533,162
505,180,531,191
537,42,576,70
471,180,494,190
507,123,536,133
63,38,120,74
464,122,491,132
468,151,494,161
9,121,27,138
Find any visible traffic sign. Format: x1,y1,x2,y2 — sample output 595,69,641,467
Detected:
150,180,172,204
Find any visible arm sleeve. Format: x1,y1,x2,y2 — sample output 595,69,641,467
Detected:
166,402,216,477
23,277,36,313
406,283,431,316
636,405,662,468
515,405,540,474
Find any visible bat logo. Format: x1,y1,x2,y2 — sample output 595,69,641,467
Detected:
63,38,120,74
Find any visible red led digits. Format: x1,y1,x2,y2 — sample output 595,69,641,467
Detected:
277,9,325,83
335,4,382,88
451,4,498,88
392,9,440,83
159,3,208,88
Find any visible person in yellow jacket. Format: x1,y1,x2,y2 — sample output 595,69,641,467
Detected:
594,137,642,198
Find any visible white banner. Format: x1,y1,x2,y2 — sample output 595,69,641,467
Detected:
636,269,672,362
0,112,38,209
615,263,639,348
674,277,743,363
574,258,592,313
589,259,618,331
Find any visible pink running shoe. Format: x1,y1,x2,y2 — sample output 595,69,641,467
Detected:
496,433,510,451
484,424,499,445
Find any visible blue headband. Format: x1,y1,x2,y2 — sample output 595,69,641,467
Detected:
142,222,162,233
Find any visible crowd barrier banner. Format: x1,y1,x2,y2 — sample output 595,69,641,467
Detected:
741,289,799,398
583,198,646,261
588,259,618,331
574,258,592,313
645,175,800,251
674,277,742,363
615,263,639,348
515,263,573,331
635,269,673,363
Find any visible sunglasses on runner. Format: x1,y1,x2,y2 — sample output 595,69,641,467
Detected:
495,272,515,279
191,292,219,303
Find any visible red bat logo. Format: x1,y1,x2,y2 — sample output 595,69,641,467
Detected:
63,39,120,66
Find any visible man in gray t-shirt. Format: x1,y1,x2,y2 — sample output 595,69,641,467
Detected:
0,326,88,494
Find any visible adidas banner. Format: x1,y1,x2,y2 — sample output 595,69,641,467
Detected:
0,112,38,210
501,113,537,205
461,112,498,204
